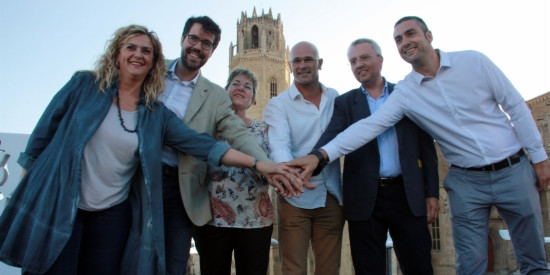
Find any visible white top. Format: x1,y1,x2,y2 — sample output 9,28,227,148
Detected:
322,50,547,167
79,104,138,211
158,60,200,166
263,82,342,209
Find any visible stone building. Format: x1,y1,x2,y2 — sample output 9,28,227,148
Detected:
228,7,290,120
527,92,550,264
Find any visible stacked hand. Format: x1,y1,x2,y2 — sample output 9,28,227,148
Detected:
285,154,320,183
256,161,316,198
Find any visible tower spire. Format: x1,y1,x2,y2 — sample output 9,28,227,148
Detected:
229,8,290,120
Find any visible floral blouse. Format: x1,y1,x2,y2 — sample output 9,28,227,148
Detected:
207,119,274,228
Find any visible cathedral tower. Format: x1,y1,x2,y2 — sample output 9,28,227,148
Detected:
229,7,290,120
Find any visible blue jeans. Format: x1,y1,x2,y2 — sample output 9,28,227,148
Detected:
445,156,549,275
163,173,193,275
33,199,131,275
277,194,344,275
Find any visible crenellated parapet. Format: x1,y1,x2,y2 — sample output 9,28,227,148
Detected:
231,7,286,61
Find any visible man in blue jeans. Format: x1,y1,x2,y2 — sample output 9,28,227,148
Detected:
291,16,550,275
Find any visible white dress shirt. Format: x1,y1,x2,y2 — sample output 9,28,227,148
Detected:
362,83,402,177
322,50,547,167
158,59,200,166
263,82,342,209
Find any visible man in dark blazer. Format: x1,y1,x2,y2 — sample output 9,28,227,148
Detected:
314,38,439,275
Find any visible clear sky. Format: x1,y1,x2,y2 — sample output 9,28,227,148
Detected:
1,0,549,134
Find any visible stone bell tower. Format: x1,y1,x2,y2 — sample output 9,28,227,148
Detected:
229,7,290,120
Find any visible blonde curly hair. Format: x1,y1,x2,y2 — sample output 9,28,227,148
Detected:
95,24,166,107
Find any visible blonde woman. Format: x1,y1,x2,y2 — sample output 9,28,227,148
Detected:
0,26,299,275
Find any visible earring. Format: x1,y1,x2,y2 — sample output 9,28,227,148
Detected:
115,61,119,68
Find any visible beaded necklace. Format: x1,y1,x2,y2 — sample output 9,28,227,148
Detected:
115,90,138,133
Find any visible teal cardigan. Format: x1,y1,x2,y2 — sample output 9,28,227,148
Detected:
0,71,230,274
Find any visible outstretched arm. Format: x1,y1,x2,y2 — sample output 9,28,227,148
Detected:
286,149,328,182
220,148,304,197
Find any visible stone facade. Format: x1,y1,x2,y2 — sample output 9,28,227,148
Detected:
527,92,550,265
228,7,290,121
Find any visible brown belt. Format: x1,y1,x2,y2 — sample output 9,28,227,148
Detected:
451,150,524,172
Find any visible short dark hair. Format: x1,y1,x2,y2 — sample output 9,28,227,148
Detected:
395,16,429,34
182,16,221,49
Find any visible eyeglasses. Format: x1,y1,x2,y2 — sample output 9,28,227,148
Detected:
186,34,214,50
229,81,253,92
348,54,377,66
290,57,318,65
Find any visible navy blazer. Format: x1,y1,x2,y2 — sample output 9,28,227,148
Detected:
315,81,439,221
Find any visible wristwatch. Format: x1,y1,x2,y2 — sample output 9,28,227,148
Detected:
309,149,328,176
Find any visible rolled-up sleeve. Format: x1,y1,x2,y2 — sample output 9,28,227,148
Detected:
263,97,294,163
206,141,231,166
322,94,404,162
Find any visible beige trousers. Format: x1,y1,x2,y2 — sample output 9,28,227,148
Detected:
277,194,344,275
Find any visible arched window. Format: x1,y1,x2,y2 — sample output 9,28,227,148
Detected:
270,78,277,98
251,25,259,49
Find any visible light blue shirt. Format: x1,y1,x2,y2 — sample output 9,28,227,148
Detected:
322,50,547,167
158,60,200,166
263,82,342,209
362,83,402,177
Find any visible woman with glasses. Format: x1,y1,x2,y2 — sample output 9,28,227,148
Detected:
194,68,275,274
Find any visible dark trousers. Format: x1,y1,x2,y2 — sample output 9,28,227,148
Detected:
33,199,131,275
163,172,194,275
194,224,273,275
348,181,433,275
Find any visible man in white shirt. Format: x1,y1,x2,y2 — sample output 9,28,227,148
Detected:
290,17,550,275
314,38,439,275
263,41,344,274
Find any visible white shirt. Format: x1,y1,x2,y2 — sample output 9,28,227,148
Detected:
322,50,547,167
80,104,138,211
158,60,200,166
263,82,342,209
362,83,401,177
